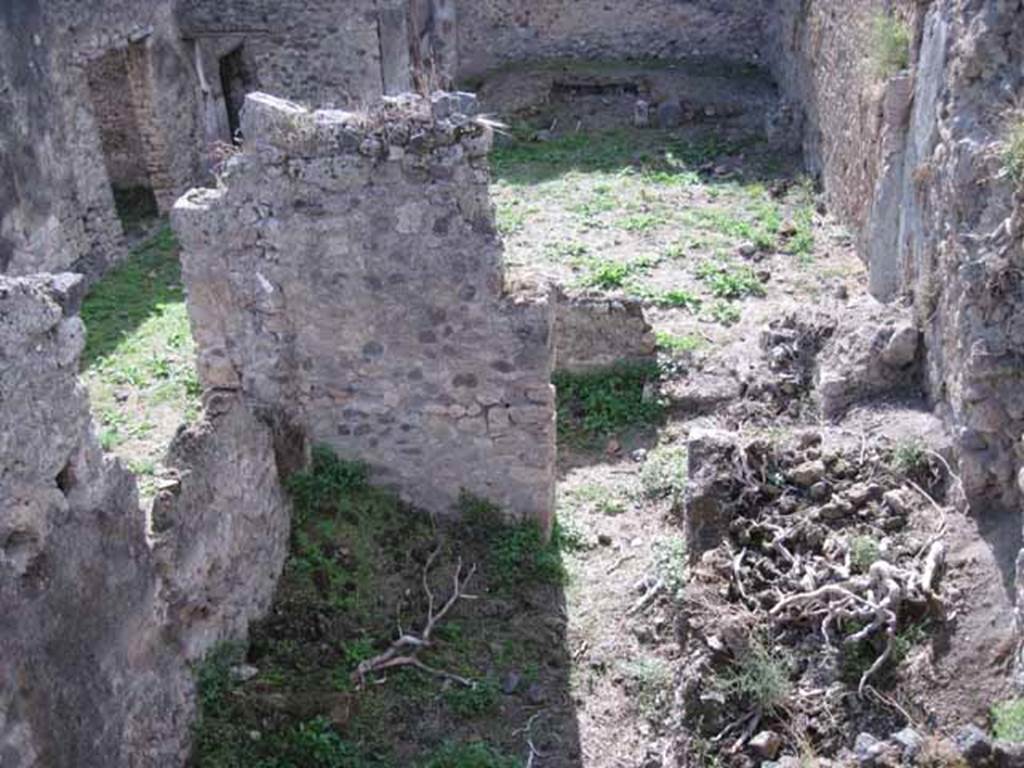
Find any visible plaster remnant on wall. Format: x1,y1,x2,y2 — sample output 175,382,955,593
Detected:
172,92,557,528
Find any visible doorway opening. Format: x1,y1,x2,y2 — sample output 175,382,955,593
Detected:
85,42,162,235
219,46,255,143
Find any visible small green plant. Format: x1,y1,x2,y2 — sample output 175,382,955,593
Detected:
707,300,742,326
619,211,665,233
639,443,688,504
787,206,816,260
460,493,579,589
655,290,702,311
544,240,589,261
621,656,673,716
196,642,246,711
696,261,766,299
286,446,370,523
715,639,792,713
891,439,927,476
993,698,1024,742
553,361,663,445
580,258,632,289
653,535,688,598
656,331,703,355
443,680,500,718
1004,119,1024,187
496,205,527,235
871,12,911,77
850,535,882,572
420,741,520,768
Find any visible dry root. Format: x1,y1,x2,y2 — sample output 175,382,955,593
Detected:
351,546,477,688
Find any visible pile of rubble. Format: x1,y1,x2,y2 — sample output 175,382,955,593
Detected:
674,428,960,765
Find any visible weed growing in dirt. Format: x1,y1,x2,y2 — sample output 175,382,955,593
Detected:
496,205,527,236
544,240,589,261
553,362,663,446
1005,120,1024,188
622,657,673,717
716,639,792,714
891,439,927,476
707,300,742,326
287,446,370,523
193,645,378,767
850,535,882,572
993,698,1024,741
443,679,501,718
871,12,911,77
578,258,633,289
618,211,665,233
787,206,816,261
654,289,702,311
639,443,688,504
460,493,582,590
656,331,703,355
695,260,766,300
420,741,520,768
653,535,688,598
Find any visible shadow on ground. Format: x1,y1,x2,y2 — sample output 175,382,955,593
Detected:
191,449,584,767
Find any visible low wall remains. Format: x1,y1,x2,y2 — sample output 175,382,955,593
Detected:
0,273,291,766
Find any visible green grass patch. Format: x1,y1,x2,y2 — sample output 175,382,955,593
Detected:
715,639,792,714
707,300,742,326
993,699,1024,742
1005,120,1024,188
420,741,521,768
695,261,766,300
871,12,911,77
80,225,200,498
576,256,653,291
653,289,702,311
553,362,663,446
656,331,703,355
459,493,582,590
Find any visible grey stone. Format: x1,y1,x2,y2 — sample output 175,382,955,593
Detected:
500,670,521,694
956,724,993,763
890,727,923,759
749,730,783,759
881,324,920,368
789,459,826,487
656,100,684,128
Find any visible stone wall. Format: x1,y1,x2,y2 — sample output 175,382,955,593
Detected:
768,0,1024,514
173,92,557,526
0,273,291,766
456,0,767,81
0,0,453,282
553,288,656,374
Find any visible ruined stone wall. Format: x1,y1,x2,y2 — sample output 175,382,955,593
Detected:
0,0,205,279
768,1,1024,513
176,0,388,107
173,93,557,526
1,0,445,281
0,273,291,766
456,0,767,81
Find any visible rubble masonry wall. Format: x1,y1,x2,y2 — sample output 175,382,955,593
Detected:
173,93,557,526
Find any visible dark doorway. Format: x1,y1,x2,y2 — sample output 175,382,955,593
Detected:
219,46,254,143
85,43,161,234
